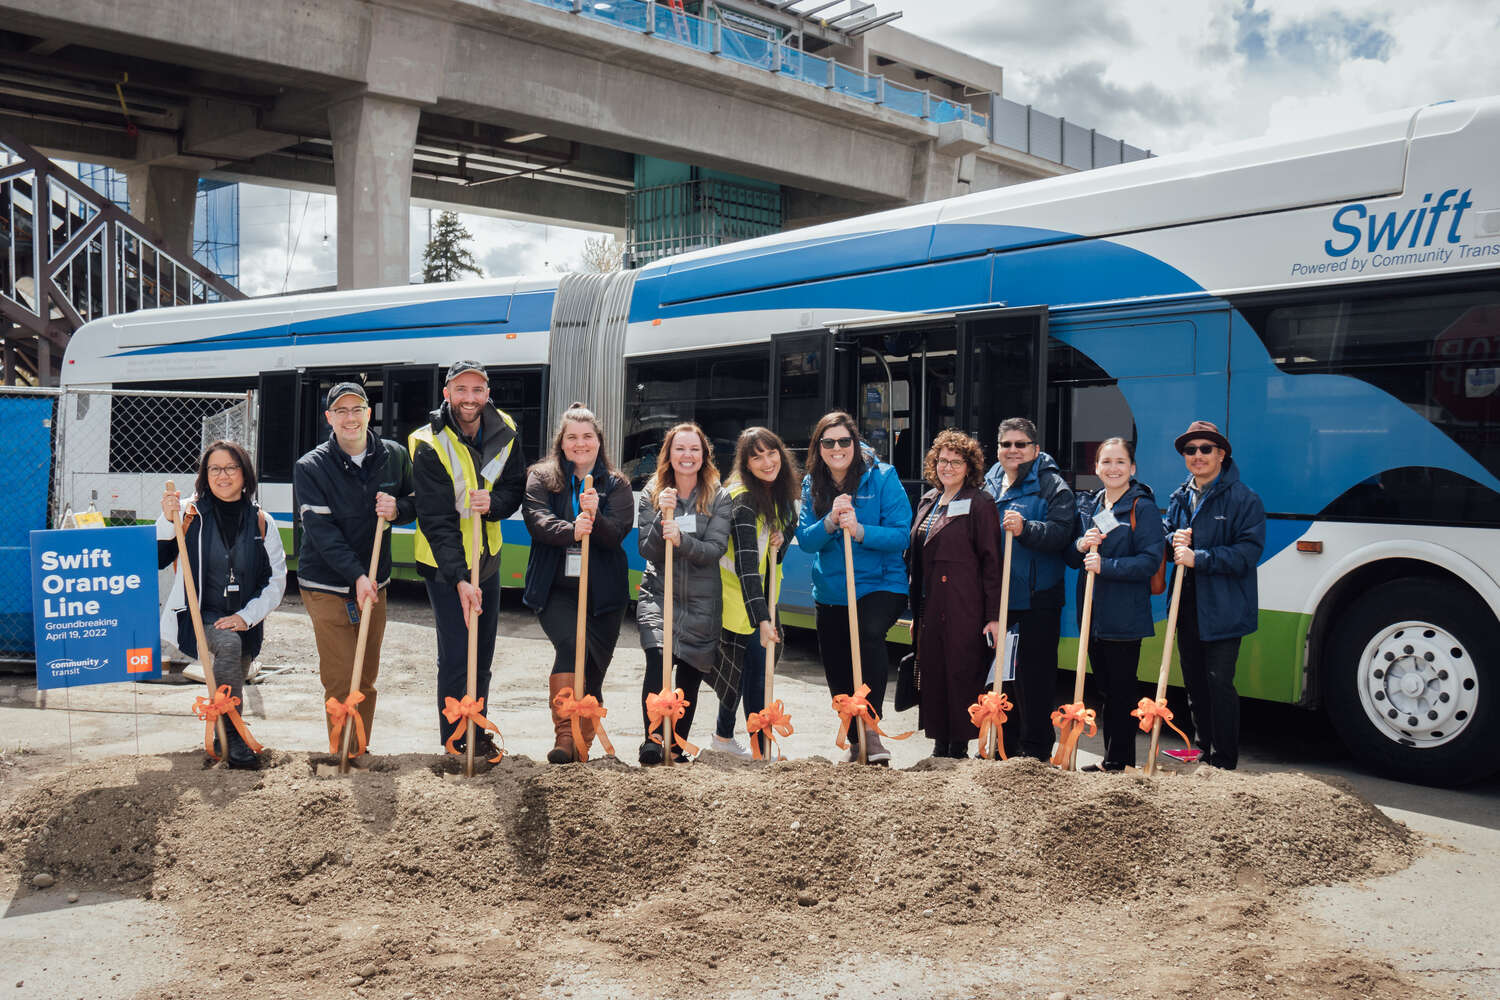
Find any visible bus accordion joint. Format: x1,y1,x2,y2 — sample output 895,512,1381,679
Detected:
1296,540,1323,553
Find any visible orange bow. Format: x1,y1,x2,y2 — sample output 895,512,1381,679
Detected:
1049,701,1097,769
192,684,264,761
553,686,615,761
831,684,913,749
325,691,368,759
746,700,794,761
967,691,1013,761
646,688,699,757
442,695,503,762
1130,696,1192,752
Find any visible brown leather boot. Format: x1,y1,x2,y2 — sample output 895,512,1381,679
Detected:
547,673,576,764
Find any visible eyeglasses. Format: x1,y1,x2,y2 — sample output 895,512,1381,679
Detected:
819,436,854,450
330,406,366,417
935,457,965,469
999,440,1033,450
1181,444,1219,456
207,465,241,477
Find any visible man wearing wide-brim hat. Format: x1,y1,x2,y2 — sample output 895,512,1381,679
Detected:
1162,420,1266,770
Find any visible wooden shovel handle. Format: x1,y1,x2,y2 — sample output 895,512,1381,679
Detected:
165,480,228,759
339,517,387,773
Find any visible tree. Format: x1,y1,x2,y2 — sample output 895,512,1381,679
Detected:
577,234,626,273
421,210,485,282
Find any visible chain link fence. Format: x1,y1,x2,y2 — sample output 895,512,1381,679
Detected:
0,386,257,659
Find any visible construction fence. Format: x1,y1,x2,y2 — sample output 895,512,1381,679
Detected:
0,386,257,659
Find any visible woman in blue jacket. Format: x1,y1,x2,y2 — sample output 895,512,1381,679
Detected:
796,411,913,764
1064,438,1165,771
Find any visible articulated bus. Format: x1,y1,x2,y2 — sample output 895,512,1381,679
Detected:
62,97,1500,785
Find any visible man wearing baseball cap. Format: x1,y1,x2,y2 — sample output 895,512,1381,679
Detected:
1162,420,1265,769
410,361,525,756
294,381,417,755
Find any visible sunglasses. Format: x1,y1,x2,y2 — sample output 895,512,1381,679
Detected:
819,436,855,450
1181,444,1219,456
999,440,1033,450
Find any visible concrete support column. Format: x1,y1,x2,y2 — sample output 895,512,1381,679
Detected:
329,95,420,290
125,164,199,255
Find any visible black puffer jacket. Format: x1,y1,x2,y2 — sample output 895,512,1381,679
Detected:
293,431,416,594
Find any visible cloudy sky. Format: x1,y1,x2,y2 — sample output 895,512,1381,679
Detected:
233,0,1500,295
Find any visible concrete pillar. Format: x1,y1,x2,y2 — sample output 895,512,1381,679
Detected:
125,164,199,255
329,95,420,290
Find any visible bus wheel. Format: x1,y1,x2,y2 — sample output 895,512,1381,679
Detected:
1326,579,1498,787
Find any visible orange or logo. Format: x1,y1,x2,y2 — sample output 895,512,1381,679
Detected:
126,648,153,674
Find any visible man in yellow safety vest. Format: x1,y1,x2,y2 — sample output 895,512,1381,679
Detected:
410,360,525,753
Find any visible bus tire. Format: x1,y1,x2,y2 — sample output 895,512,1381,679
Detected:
1325,579,1498,787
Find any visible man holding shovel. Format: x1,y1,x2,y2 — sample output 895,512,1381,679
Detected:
1163,420,1265,770
411,361,525,756
294,382,416,757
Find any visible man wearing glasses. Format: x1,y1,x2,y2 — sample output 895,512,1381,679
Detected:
294,382,417,755
1163,420,1265,770
982,417,1077,760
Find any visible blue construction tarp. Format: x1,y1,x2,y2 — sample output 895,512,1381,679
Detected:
0,394,55,656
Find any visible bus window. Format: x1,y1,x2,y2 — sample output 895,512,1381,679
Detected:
257,370,299,482
487,367,546,463
834,326,957,491
1045,339,1134,494
771,333,830,470
384,365,440,447
622,348,770,489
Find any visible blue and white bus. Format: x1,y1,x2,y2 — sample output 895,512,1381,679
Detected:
62,96,1500,785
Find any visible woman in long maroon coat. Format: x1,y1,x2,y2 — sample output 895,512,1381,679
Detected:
906,430,1004,759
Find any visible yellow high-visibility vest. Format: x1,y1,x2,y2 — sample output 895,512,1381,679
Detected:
718,482,784,635
408,413,515,570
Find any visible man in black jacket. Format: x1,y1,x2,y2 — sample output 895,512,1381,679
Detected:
410,361,525,753
294,382,417,753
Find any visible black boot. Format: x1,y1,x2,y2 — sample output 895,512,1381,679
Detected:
224,725,259,770
638,740,664,766
932,740,948,759
947,740,969,759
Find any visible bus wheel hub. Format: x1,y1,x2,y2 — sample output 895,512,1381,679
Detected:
1358,621,1478,748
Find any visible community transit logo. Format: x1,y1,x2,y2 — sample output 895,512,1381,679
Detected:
1292,188,1500,278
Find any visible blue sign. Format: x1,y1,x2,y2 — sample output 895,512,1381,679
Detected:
30,525,161,689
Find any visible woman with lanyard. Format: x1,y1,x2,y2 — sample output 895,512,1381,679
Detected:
522,403,635,764
635,422,733,765
795,411,913,764
157,440,286,769
1064,437,1165,771
708,427,800,757
906,430,1003,759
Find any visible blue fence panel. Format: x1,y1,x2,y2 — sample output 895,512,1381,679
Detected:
780,48,830,87
720,25,774,70
0,394,55,655
530,0,574,10
833,64,879,103
930,99,971,124
651,5,710,49
579,0,650,32
884,81,925,118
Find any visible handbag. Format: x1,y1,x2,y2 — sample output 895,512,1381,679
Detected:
1130,498,1168,595
895,650,920,712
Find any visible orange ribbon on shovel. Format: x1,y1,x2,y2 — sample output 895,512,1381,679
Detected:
325,692,368,760
746,700,794,761
442,695,503,762
967,691,1013,761
646,688,699,757
831,683,913,750
553,686,614,761
1049,701,1097,768
192,685,263,761
1131,696,1192,753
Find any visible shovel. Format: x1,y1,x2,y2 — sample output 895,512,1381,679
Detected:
463,497,482,778
324,517,386,776
981,530,1014,759
1144,565,1195,774
842,526,869,765
165,480,229,762
1051,543,1098,771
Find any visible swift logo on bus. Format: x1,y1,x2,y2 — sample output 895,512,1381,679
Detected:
1324,188,1472,258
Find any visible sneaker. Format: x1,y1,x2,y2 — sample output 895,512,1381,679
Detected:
181,662,205,684
245,659,262,684
711,734,753,759
1162,747,1203,763
864,732,891,765
638,740,664,766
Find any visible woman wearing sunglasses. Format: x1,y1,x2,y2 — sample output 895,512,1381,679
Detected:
982,417,1077,760
796,411,913,764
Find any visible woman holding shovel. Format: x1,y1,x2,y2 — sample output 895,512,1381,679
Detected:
1063,437,1165,772
905,430,1004,760
157,440,286,769
709,427,799,758
523,403,635,764
635,423,732,765
796,411,913,764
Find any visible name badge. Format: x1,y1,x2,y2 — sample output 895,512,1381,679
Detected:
1092,507,1122,535
565,546,583,578
675,514,698,534
946,498,971,517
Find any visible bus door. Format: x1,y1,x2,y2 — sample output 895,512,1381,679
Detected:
957,307,1049,469
383,365,441,445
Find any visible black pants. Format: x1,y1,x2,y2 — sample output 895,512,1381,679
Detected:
1006,605,1062,760
1089,636,1143,768
1176,580,1242,769
641,647,708,744
537,585,623,702
815,591,905,746
426,573,500,747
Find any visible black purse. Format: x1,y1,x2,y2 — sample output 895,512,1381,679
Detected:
895,650,920,712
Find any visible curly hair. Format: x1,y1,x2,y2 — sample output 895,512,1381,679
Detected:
922,429,985,489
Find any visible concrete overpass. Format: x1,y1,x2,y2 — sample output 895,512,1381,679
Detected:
0,0,1108,289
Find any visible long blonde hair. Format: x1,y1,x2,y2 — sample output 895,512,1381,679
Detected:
646,422,720,515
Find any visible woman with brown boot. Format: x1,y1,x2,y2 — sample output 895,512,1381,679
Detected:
522,403,634,763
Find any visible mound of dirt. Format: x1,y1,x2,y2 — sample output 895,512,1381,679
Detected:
1,752,1423,1000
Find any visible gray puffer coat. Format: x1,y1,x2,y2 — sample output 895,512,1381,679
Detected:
635,480,732,670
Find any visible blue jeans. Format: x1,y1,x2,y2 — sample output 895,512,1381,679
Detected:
715,637,766,740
